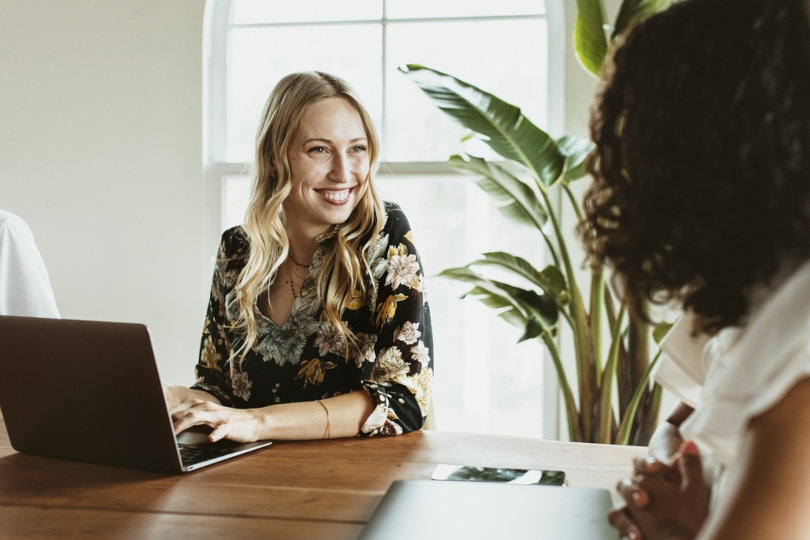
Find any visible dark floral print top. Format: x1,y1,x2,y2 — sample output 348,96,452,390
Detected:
191,202,434,436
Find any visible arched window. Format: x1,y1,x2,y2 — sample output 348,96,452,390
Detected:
203,0,564,437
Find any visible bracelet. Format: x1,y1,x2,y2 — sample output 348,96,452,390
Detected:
316,400,331,439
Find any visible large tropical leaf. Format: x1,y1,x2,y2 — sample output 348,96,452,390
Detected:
399,64,565,186
513,289,559,342
449,154,547,231
556,135,594,182
613,0,675,39
469,253,569,308
575,0,609,77
440,267,559,337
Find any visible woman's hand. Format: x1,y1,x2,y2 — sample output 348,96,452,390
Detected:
609,440,710,540
164,384,221,410
171,398,264,443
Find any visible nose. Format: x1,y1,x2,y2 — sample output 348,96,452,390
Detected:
329,153,352,183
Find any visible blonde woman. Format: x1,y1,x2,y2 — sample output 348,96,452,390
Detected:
168,72,433,442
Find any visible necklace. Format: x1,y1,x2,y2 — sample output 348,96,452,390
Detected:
286,259,307,299
287,278,300,299
288,251,311,269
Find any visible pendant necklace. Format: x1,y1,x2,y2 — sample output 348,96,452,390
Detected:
286,253,310,299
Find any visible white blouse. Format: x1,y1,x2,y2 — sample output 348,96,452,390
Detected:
0,210,60,318
654,259,810,522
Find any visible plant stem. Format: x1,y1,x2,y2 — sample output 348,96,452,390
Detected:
589,263,605,377
616,350,661,445
537,184,596,441
563,183,584,222
625,316,650,417
541,331,582,441
598,304,625,443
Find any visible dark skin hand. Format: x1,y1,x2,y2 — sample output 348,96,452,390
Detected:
609,403,710,540
610,378,810,539
609,440,710,540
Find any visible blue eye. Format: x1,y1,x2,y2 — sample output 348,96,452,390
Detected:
308,146,327,154
352,145,368,153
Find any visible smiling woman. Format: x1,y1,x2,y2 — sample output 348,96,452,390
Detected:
167,72,434,443
205,0,561,438
284,98,371,238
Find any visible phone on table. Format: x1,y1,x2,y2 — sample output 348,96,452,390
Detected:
431,463,566,486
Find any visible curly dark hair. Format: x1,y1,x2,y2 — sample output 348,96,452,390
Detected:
579,0,810,334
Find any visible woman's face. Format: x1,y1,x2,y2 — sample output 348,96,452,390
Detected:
284,97,370,239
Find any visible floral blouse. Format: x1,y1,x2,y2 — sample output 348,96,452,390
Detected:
191,202,434,436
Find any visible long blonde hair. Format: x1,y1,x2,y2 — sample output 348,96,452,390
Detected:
232,71,385,361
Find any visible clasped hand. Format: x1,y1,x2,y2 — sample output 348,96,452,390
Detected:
609,440,710,540
164,384,263,443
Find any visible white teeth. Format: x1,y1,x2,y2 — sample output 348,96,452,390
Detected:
319,189,350,202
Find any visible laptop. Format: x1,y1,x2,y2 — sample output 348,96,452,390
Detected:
0,315,272,473
358,479,619,539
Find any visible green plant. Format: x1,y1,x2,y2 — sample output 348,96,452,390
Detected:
400,0,675,445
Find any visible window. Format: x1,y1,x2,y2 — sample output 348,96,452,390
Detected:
204,0,564,438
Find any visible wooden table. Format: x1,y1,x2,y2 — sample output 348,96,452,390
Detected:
0,416,642,539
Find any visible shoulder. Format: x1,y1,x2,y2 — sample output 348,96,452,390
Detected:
702,377,810,538
218,225,250,259
381,201,413,238
680,261,810,463
0,211,39,255
0,210,33,237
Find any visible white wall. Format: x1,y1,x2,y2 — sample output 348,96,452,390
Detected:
0,0,209,385
0,0,606,392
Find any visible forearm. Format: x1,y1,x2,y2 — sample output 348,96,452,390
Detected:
254,390,374,440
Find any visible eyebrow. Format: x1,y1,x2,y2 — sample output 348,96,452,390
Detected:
303,137,368,145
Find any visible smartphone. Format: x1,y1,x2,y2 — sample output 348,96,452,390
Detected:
431,463,566,486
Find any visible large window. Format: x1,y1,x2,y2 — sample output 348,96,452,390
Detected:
204,0,564,438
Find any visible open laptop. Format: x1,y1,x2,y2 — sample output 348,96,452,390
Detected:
0,315,272,473
358,479,619,539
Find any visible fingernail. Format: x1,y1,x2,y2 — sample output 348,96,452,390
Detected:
631,491,642,504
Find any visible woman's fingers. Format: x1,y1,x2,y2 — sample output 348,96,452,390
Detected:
632,454,663,475
677,440,705,491
608,506,643,540
616,477,650,509
208,423,230,442
172,401,222,434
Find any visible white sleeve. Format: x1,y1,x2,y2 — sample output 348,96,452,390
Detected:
652,312,708,408
0,211,60,318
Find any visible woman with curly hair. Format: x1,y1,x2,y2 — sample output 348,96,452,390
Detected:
579,0,810,537
167,72,433,442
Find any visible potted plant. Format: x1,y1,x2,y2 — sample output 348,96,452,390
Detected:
400,0,675,445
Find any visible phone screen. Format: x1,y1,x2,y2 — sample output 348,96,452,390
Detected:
431,464,566,486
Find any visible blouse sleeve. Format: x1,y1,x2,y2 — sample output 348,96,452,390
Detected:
0,211,60,318
190,227,248,406
358,203,434,436
652,311,710,409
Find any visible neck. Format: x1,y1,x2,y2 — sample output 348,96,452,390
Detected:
286,229,317,266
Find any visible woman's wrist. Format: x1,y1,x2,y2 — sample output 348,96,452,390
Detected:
250,407,276,440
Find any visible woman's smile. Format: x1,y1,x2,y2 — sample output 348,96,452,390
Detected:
316,187,354,204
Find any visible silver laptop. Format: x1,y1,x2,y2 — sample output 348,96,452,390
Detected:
358,479,619,539
0,315,272,473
